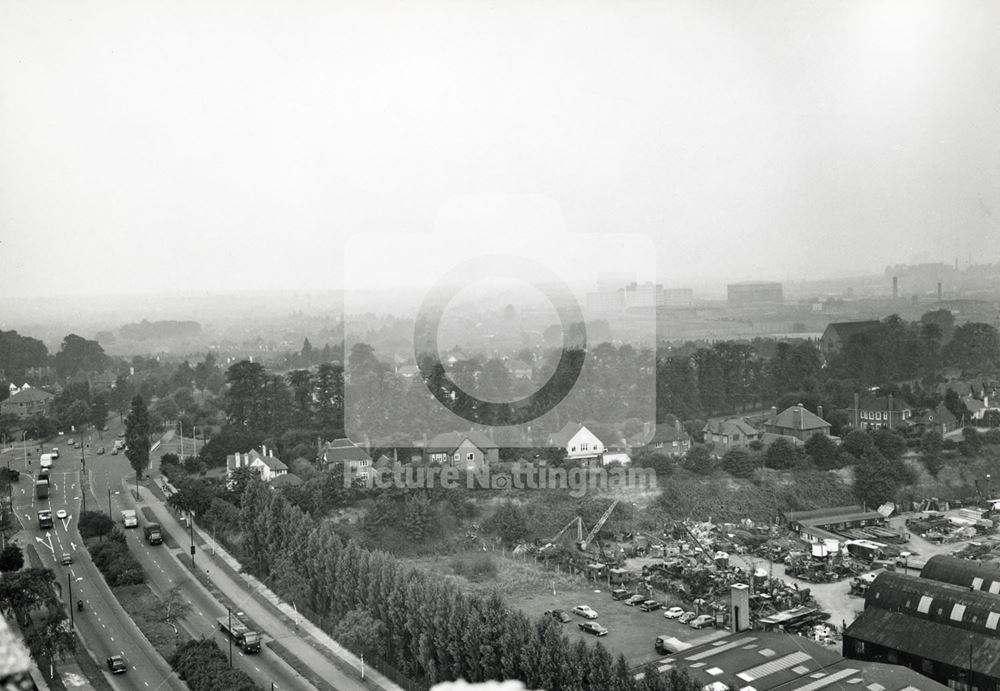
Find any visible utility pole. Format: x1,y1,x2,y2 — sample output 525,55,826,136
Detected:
228,607,233,668
189,513,195,568
68,573,74,627
108,487,112,521
80,430,87,513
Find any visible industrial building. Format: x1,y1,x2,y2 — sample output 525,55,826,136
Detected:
844,569,1000,690
634,629,948,691
727,281,784,306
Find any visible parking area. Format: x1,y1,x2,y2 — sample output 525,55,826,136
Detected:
508,581,726,667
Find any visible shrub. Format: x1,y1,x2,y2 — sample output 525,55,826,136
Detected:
450,553,499,582
169,640,256,691
88,532,145,586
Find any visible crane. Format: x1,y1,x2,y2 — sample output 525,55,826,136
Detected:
580,500,620,551
540,516,584,552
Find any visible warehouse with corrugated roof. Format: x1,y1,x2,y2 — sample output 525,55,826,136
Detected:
919,554,1000,593
844,570,1000,689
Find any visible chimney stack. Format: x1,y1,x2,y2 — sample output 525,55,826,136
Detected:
817,405,824,420
854,392,860,428
674,418,681,432
892,276,898,300
262,444,267,458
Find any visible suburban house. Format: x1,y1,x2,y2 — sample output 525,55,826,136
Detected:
321,438,372,479
913,404,959,435
0,385,55,419
703,418,762,454
847,393,912,431
961,394,1000,422
819,320,881,361
548,422,606,465
505,359,533,380
395,364,420,378
642,420,692,457
424,431,499,470
763,404,831,442
601,446,631,466
226,446,289,484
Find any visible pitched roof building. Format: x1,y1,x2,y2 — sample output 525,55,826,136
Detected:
820,321,881,360
912,404,959,435
703,418,762,454
548,422,607,465
424,431,499,470
643,420,692,457
764,404,831,442
847,393,913,431
0,385,55,419
226,446,288,483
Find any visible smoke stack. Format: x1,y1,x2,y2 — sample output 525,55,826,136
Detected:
938,282,942,301
674,418,681,432
892,276,898,300
817,405,824,420
261,444,267,457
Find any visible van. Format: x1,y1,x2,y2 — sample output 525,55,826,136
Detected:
39,454,53,469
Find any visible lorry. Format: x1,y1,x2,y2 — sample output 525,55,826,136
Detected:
143,522,163,545
121,509,138,528
35,477,49,499
39,453,54,469
218,616,262,654
38,509,53,530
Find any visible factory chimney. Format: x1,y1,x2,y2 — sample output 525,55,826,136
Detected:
938,282,943,301
892,276,898,300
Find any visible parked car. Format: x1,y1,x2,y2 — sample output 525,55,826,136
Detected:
623,594,646,606
611,588,631,600
689,614,715,629
111,448,118,455
655,635,692,654
50,448,60,459
639,600,663,612
544,609,571,623
678,611,697,624
106,655,127,674
56,509,67,520
60,553,72,565
572,605,598,619
97,446,105,455
578,621,608,637
663,606,685,619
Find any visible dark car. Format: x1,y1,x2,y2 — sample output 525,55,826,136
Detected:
639,600,663,612
578,621,608,637
96,446,105,455
544,609,571,623
623,594,646,606
106,655,127,674
611,588,631,600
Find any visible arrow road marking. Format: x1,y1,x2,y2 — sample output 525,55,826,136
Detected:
35,536,55,554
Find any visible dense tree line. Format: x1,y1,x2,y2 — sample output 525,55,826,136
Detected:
169,640,257,691
232,477,694,691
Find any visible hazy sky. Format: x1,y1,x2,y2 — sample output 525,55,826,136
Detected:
2,0,999,299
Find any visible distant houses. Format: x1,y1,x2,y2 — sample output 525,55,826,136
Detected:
703,418,762,455
846,393,912,431
321,438,373,480
763,404,832,442
548,422,606,465
0,384,55,419
643,421,692,457
424,431,499,470
819,320,881,361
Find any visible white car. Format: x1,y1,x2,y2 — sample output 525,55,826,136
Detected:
663,606,685,619
56,509,68,520
572,605,598,620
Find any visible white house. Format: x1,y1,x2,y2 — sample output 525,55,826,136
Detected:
548,422,606,465
226,445,289,484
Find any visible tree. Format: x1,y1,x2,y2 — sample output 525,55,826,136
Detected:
680,444,716,474
720,449,755,479
920,431,944,456
404,493,434,541
167,478,214,516
872,428,906,460
842,430,875,459
144,583,192,633
764,438,799,469
805,433,839,469
53,334,109,379
64,399,92,432
90,392,110,430
921,453,944,478
944,388,971,424
944,322,1000,371
125,395,152,494
0,544,24,572
0,568,59,625
332,609,389,658
78,511,115,541
23,610,76,677
484,501,529,545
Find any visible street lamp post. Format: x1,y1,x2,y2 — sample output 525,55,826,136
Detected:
228,607,233,668
68,573,74,627
189,513,195,568
108,487,112,521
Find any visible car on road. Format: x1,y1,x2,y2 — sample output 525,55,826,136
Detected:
50,448,60,459
97,446,105,455
663,606,685,619
544,609,571,623
60,553,72,565
56,509,67,520
611,588,631,600
639,600,663,612
678,611,697,624
689,615,715,629
623,594,646,606
578,621,608,637
106,655,127,674
572,605,598,619
111,448,118,455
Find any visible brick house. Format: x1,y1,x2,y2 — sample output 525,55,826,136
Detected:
643,420,692,457
703,418,762,453
321,437,372,480
0,385,55,419
847,393,912,431
763,404,832,442
913,404,959,435
227,445,288,484
425,431,499,470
